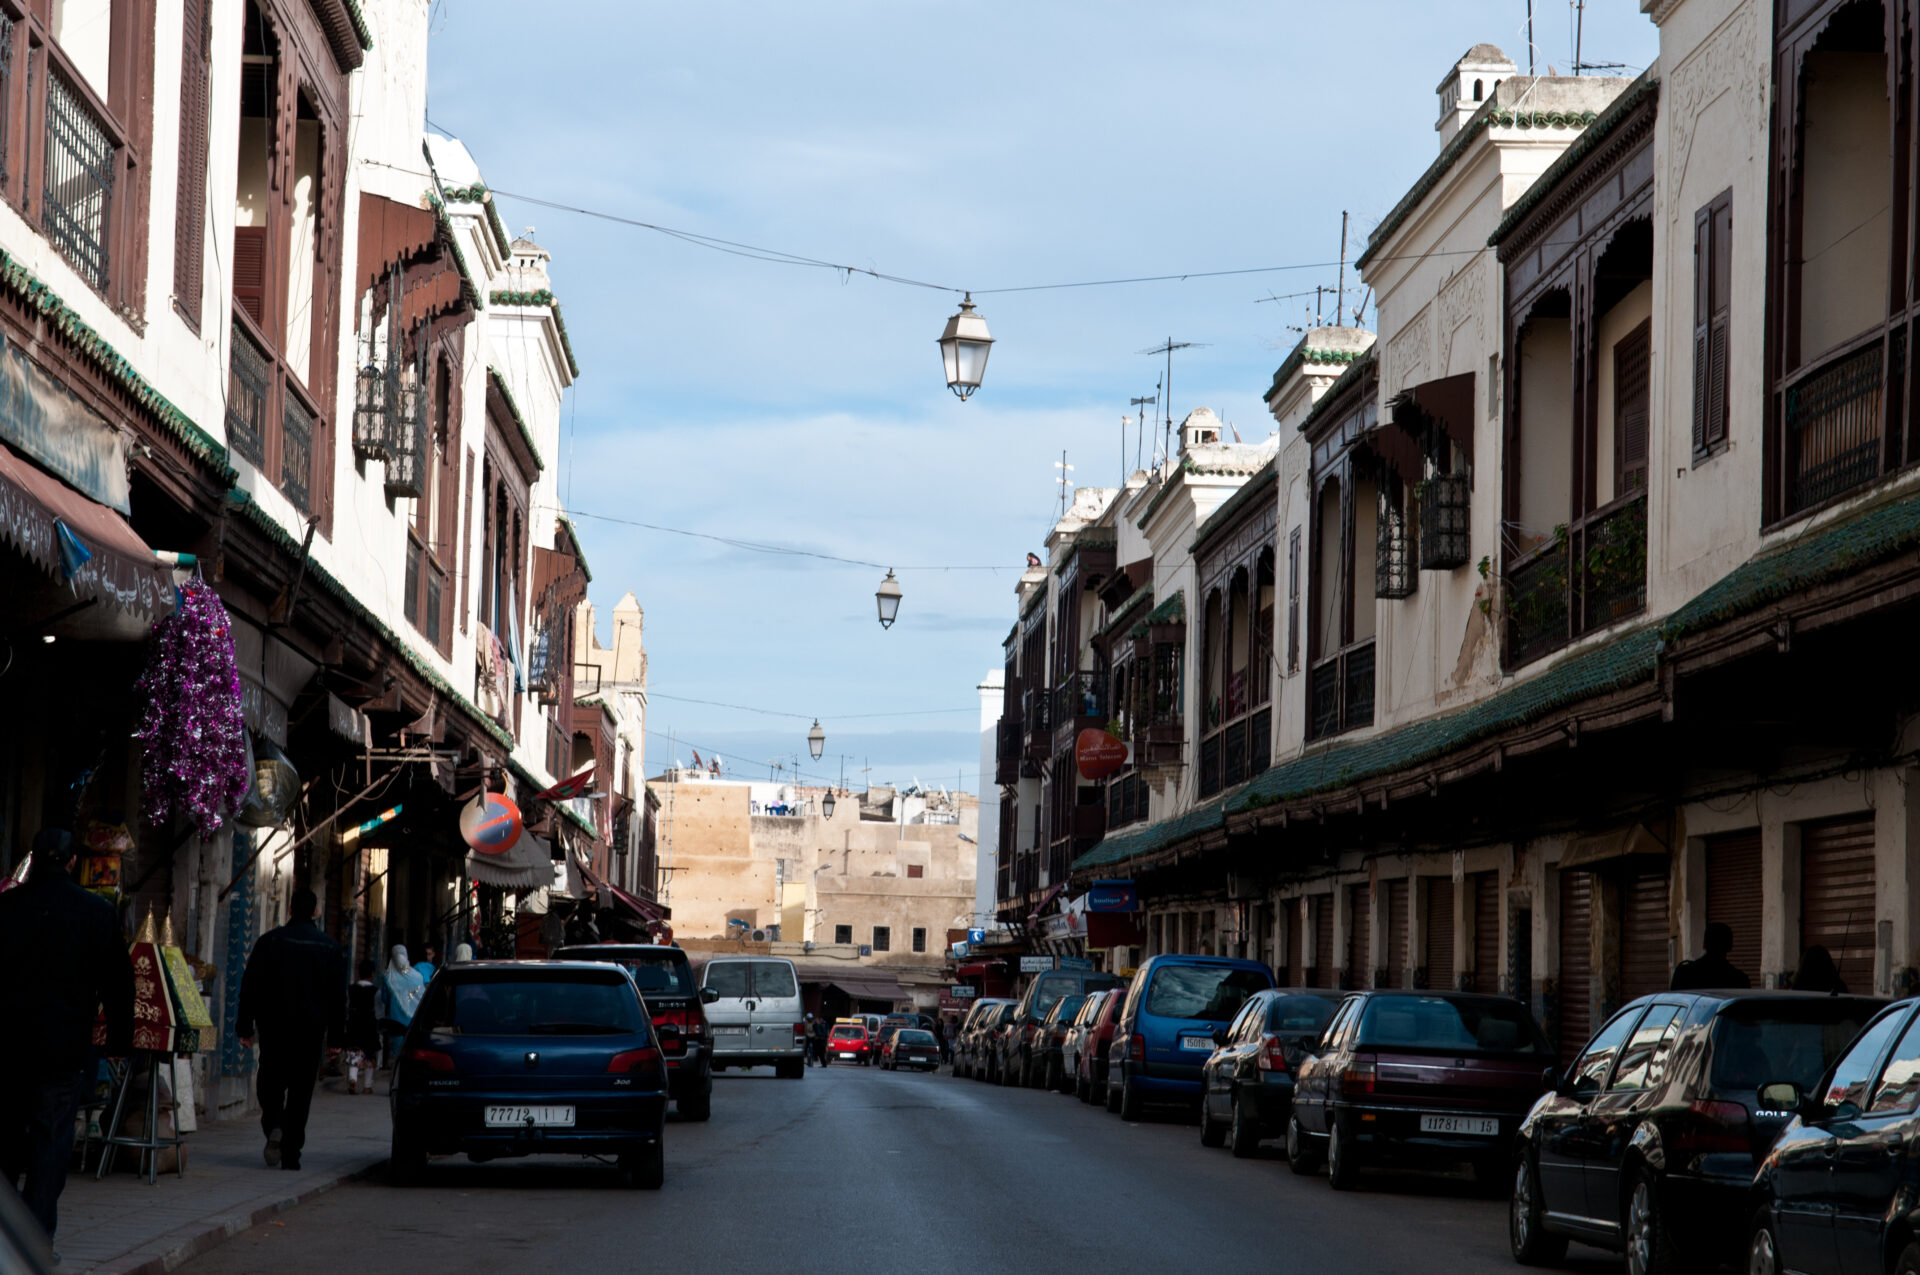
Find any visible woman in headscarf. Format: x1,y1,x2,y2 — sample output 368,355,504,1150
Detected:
379,944,425,1070
452,942,474,963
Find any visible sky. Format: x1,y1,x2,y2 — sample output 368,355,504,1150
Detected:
423,1,1660,797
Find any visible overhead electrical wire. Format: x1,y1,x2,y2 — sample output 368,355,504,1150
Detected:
549,506,1011,572
648,689,974,721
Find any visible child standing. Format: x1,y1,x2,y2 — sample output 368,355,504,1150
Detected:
343,959,381,1094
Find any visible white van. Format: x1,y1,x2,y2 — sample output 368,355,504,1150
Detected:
698,955,806,1078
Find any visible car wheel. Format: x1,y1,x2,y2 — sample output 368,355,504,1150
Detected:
1228,1093,1260,1159
1076,1072,1092,1103
388,1124,426,1187
1286,1114,1320,1175
1326,1119,1360,1190
1044,1057,1060,1092
1624,1170,1679,1275
1104,1074,1122,1113
619,1134,665,1190
1893,1239,1920,1275
1510,1154,1569,1265
1119,1069,1144,1122
677,1090,712,1122
783,1059,806,1079
1199,1096,1227,1147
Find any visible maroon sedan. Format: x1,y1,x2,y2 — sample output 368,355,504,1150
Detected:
1287,990,1552,1190
1076,987,1126,1107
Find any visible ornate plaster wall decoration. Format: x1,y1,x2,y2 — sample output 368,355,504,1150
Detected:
1666,0,1761,209
1387,304,1432,395
1438,254,1487,374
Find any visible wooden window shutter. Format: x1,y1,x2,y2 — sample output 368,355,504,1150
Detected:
1286,526,1301,673
173,0,211,327
1692,204,1711,455
1707,195,1732,450
233,226,268,326
1615,318,1652,494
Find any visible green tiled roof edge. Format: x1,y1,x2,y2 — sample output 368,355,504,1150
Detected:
555,513,592,583
1266,346,1365,404
423,192,485,311
1128,588,1184,638
486,366,545,472
227,489,516,752
441,183,514,256
342,0,373,49
488,289,581,378
0,248,234,482
1296,346,1377,436
1191,459,1277,556
1490,74,1659,249
1098,586,1153,640
559,802,598,837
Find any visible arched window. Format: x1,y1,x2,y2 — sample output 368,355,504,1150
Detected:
1227,567,1250,719
1472,78,1484,101
1203,588,1225,729
1253,548,1275,707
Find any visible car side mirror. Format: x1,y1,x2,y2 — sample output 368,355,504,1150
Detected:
1758,1081,1803,1115
700,988,719,1004
1211,1028,1228,1046
1541,1066,1561,1094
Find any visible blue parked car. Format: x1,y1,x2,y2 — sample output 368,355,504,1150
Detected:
389,960,671,1188
1107,954,1276,1121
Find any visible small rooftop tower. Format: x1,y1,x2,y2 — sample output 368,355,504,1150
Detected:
1178,407,1223,457
1437,44,1517,147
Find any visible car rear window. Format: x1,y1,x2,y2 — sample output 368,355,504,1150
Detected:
419,972,642,1036
1708,1001,1876,1098
1143,965,1271,1020
1357,996,1548,1056
831,1025,866,1040
704,962,750,998
752,961,799,998
617,955,694,997
1052,994,1087,1025
898,1030,936,1045
1266,994,1340,1036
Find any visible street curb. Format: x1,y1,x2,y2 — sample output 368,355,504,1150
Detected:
81,1158,387,1275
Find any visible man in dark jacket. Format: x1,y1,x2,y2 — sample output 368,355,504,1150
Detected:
237,886,345,1171
0,828,135,1243
1670,922,1753,991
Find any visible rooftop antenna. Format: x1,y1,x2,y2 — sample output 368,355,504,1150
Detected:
1119,416,1130,487
1573,0,1583,76
1140,338,1204,463
1352,285,1373,329
1055,451,1074,518
1130,393,1156,471
1526,0,1536,75
1337,212,1349,327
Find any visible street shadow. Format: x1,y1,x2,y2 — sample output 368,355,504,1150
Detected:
384,1157,655,1191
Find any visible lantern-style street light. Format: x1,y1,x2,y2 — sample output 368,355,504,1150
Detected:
808,719,825,761
875,569,902,629
938,293,994,400
821,789,836,819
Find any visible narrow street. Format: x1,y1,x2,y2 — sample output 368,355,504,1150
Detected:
177,1066,1604,1273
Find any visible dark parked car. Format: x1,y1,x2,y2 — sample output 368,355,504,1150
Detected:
954,998,1011,1079
1744,996,1920,1275
1037,992,1089,1092
1080,988,1127,1108
882,1028,941,1071
1289,990,1550,1190
553,942,719,1122
389,961,670,1188
973,1002,1019,1083
1512,989,1879,1273
1062,989,1114,1098
1200,989,1342,1157
1008,970,1124,1088
1108,955,1276,1120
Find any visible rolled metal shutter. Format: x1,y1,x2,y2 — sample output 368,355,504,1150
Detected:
1620,861,1671,1001
1314,895,1335,988
1473,872,1501,995
1705,830,1763,985
1425,877,1455,990
1801,814,1876,993
1285,899,1304,987
1348,883,1372,988
1386,879,1410,988
1558,869,1593,1066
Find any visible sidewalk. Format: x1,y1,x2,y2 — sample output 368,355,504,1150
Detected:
53,1077,391,1275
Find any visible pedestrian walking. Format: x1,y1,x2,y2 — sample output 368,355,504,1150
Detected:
942,1017,958,1066
810,1014,829,1066
1793,944,1849,994
236,886,346,1170
1669,922,1753,991
0,828,135,1249
378,945,425,1071
342,960,381,1094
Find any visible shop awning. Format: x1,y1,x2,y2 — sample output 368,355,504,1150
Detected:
956,961,1002,977
1387,371,1477,466
466,828,552,889
0,440,173,616
1560,821,1671,871
1027,881,1066,923
828,977,905,1003
604,881,670,925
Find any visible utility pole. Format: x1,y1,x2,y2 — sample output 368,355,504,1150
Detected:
1526,0,1536,76
1573,0,1584,76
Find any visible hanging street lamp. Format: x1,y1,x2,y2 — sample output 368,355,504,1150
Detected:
875,569,902,629
938,293,994,400
821,789,836,819
808,719,825,761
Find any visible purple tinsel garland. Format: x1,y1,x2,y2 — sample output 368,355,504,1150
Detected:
133,578,251,838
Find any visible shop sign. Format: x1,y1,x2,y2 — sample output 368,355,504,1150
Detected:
1087,880,1140,913
951,941,971,958
967,927,986,944
0,333,130,512
1076,729,1129,780
1059,956,1093,972
1038,912,1080,941
1019,955,1056,973
949,984,977,998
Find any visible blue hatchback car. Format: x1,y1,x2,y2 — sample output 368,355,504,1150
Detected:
1107,954,1275,1121
389,961,671,1188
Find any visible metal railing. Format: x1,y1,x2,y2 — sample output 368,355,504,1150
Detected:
1024,686,1052,740
280,394,313,515
1308,642,1375,740
1051,670,1104,729
1249,707,1271,776
227,320,269,465
1573,491,1646,638
1506,536,1570,667
1107,770,1147,828
1199,733,1222,798
1786,336,1887,514
43,67,114,292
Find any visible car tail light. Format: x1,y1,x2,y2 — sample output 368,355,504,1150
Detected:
1255,1034,1288,1073
793,1022,806,1039
1130,1034,1145,1062
608,1046,662,1074
402,1046,455,1073
1341,1054,1377,1096
1672,1100,1753,1155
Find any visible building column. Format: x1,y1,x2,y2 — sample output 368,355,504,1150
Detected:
1408,862,1428,990
1452,851,1469,991
1762,807,1800,989
1874,767,1919,997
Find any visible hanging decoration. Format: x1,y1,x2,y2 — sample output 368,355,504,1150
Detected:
132,578,250,838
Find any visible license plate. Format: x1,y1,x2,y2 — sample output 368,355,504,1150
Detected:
484,1105,574,1128
1420,1114,1498,1136
837,1051,858,1059
714,1026,747,1035
1180,1036,1215,1052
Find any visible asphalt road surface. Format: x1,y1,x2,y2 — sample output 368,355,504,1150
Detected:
179,1064,1622,1273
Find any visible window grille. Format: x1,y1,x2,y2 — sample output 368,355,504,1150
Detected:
384,329,429,499
43,69,114,292
227,321,269,465
1418,473,1472,569
1376,484,1416,599
280,395,313,514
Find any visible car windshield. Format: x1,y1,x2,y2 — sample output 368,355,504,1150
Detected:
898,1030,936,1045
831,1026,866,1040
419,972,641,1036
579,952,692,997
1357,996,1547,1055
752,961,799,998
1266,994,1340,1037
1709,1001,1876,1097
1143,966,1270,1021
